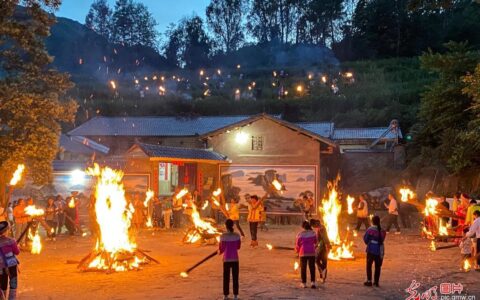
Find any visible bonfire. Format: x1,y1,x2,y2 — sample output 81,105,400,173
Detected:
319,178,355,260
183,201,222,244
77,164,157,272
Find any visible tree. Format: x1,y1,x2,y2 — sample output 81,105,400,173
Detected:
247,0,280,43
85,0,112,39
110,0,158,48
416,42,480,172
163,23,183,68
182,16,212,69
206,0,244,53
0,1,78,206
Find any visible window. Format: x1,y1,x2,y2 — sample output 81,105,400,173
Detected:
251,136,263,151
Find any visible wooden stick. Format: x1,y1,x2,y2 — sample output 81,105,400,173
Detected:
183,250,218,275
137,249,160,264
16,222,31,244
434,244,458,250
272,246,295,251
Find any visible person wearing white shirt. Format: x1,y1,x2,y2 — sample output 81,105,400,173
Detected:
463,210,480,270
384,194,401,234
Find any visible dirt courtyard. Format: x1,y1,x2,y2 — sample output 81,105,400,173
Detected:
17,224,480,300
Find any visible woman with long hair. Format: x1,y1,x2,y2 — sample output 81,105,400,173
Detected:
363,215,386,287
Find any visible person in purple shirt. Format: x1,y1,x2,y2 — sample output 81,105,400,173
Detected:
363,215,387,287
295,221,318,288
218,219,241,300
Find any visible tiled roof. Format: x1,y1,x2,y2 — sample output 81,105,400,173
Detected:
295,122,335,138
68,116,253,137
59,134,110,155
332,127,402,140
135,143,227,161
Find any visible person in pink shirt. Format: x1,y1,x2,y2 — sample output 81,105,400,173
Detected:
218,219,241,300
295,221,318,288
0,221,20,299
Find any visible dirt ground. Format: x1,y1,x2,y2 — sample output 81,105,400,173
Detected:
17,223,480,300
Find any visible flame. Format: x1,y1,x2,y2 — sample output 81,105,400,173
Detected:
68,198,76,208
399,188,415,202
294,260,299,271
184,203,221,244
463,259,471,272
438,220,448,236
24,205,45,216
345,72,353,78
201,201,209,210
321,75,327,83
145,217,153,228
144,189,154,207
180,272,189,278
213,188,222,197
296,85,303,93
424,198,438,217
176,188,188,199
85,164,144,271
347,195,355,215
320,179,355,260
429,241,436,251
29,229,42,254
109,80,116,89
266,244,273,250
272,180,282,191
9,164,25,186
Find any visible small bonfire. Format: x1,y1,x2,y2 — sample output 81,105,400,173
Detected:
77,164,156,272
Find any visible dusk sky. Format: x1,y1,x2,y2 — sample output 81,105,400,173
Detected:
56,0,211,34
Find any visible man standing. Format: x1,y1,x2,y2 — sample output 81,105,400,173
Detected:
162,197,173,229
54,195,66,235
384,194,401,234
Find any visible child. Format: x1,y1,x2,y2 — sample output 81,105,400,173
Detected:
295,221,318,289
218,219,241,300
0,221,20,299
460,227,472,268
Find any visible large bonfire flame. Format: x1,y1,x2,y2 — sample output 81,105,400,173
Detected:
320,179,354,260
79,164,150,272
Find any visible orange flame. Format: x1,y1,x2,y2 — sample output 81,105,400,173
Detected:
399,188,415,202
68,198,76,208
266,244,273,250
463,259,471,272
24,205,45,217
9,164,25,186
294,260,299,271
144,189,154,207
184,202,221,244
272,180,282,191
320,179,355,260
28,229,42,254
347,195,355,215
85,164,144,271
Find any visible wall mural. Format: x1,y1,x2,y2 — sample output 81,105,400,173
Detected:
219,164,317,214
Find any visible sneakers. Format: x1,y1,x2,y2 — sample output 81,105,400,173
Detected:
311,282,316,289
364,281,373,287
301,283,307,288
233,295,238,300
374,282,379,287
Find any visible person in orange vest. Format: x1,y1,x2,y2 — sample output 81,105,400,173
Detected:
227,198,245,238
12,199,28,247
355,194,370,231
246,193,266,248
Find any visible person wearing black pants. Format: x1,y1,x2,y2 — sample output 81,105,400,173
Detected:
247,194,265,247
384,194,401,234
223,262,239,298
363,216,386,287
295,221,318,288
300,256,316,286
249,222,258,242
219,219,241,300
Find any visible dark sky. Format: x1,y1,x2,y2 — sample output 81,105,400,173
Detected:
56,0,211,34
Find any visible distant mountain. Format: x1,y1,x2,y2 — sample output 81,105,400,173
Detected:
46,16,172,80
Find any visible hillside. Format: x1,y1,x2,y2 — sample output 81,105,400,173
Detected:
40,15,432,134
